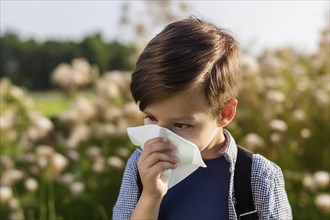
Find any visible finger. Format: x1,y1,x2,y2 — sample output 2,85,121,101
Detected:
141,151,178,168
151,161,178,174
140,160,177,182
139,137,174,162
143,137,175,154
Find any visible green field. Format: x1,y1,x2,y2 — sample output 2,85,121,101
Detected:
29,91,72,117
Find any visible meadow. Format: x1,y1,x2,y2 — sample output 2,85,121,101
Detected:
1,30,329,219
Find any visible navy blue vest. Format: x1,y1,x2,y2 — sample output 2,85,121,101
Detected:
158,156,230,220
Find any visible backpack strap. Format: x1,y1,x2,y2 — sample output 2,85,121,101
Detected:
137,169,143,197
234,145,258,220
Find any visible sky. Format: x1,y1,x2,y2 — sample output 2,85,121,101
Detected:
1,0,329,55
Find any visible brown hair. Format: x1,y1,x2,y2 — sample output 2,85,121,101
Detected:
130,16,241,114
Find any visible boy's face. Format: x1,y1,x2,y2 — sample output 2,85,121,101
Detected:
143,84,224,154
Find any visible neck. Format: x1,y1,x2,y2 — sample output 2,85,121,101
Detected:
201,130,226,159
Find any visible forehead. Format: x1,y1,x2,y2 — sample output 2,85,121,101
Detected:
144,85,210,119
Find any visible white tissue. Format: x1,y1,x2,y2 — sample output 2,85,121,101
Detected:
127,124,207,189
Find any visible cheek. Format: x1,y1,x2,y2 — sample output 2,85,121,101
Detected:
183,124,220,150
181,130,209,150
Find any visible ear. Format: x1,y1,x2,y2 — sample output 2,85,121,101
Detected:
217,99,238,127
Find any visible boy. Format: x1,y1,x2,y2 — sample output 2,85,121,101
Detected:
113,17,292,220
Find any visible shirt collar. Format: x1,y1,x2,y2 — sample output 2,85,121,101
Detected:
217,129,238,170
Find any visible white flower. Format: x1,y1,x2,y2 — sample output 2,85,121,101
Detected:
293,109,307,122
66,124,91,149
70,182,85,197
57,173,75,185
123,102,143,123
74,97,97,122
71,59,91,86
10,86,25,100
37,157,48,169
103,71,131,91
0,111,15,132
24,178,38,192
115,147,131,158
270,133,283,143
266,90,286,103
104,107,122,122
57,173,75,186
0,186,13,203
300,128,311,139
92,157,105,173
51,63,73,89
295,77,310,92
95,123,117,137
9,212,23,220
116,119,130,137
0,156,14,170
243,133,264,150
8,198,19,210
314,171,330,189
3,169,24,185
19,153,37,163
269,119,288,132
0,78,12,95
35,145,56,171
52,153,68,175
96,80,120,99
27,114,54,141
95,71,131,99
51,58,98,89
34,115,53,132
315,194,330,213
35,145,54,157
313,89,329,107
87,146,102,160
28,166,40,175
27,127,41,142
107,156,125,169
66,150,80,161
263,77,284,89
303,174,317,191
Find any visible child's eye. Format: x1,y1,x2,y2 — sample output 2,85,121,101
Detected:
174,123,191,129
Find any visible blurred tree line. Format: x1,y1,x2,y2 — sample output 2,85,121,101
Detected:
0,32,137,91
0,0,191,92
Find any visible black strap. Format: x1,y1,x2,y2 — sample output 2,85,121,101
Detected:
137,169,143,196
234,146,258,220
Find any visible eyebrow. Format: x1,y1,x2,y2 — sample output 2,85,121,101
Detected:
143,111,196,122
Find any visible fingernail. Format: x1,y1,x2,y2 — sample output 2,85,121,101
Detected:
162,138,168,143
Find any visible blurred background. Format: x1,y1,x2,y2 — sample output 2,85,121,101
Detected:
0,0,329,219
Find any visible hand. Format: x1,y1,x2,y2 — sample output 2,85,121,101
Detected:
137,137,178,199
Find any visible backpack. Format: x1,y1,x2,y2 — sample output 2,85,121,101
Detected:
136,145,259,220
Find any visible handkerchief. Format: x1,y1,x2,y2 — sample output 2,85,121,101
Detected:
127,124,207,189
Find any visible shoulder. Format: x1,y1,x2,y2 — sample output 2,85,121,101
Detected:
251,154,283,179
250,155,292,218
122,147,142,178
251,154,286,197
112,148,142,219
127,147,142,166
